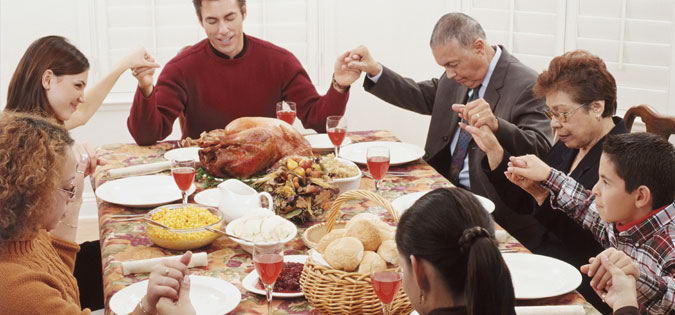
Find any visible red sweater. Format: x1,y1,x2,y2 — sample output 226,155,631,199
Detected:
128,36,349,145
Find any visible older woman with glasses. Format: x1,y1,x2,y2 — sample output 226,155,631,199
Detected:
461,49,627,313
0,113,194,315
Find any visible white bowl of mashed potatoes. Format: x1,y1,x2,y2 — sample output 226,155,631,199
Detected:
225,208,298,253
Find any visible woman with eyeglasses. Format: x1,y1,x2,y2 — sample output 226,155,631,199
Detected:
4,35,159,310
0,114,195,315
461,49,627,313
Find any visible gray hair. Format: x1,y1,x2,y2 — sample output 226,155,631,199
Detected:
430,13,487,48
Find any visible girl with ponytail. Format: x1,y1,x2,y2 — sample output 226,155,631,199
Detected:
395,188,515,315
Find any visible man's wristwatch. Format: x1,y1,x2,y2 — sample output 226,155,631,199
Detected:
332,74,350,93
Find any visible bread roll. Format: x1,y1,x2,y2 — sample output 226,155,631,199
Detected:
324,237,364,272
358,251,387,274
316,228,345,253
377,240,399,265
345,219,382,251
376,221,396,241
346,213,380,229
347,212,396,241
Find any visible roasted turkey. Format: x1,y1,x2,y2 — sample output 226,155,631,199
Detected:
194,117,312,178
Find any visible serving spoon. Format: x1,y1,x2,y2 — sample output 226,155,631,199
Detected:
113,214,253,242
204,226,253,243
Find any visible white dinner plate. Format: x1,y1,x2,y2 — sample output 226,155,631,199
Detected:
194,188,220,208
304,133,352,150
95,175,196,208
109,275,241,315
339,141,425,166
502,253,582,299
392,190,495,214
242,255,308,298
164,147,201,162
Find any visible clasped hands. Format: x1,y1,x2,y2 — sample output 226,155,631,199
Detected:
582,249,640,310
142,251,196,315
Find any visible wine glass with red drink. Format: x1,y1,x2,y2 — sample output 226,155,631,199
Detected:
366,146,390,193
253,242,284,314
276,101,297,125
371,266,402,315
326,115,347,156
171,159,195,207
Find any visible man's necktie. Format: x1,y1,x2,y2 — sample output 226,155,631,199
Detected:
450,86,481,186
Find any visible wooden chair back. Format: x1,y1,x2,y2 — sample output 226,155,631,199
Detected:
623,104,675,139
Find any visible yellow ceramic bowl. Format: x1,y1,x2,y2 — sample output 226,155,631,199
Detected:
145,204,224,250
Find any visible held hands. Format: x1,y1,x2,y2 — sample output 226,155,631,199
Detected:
120,47,160,73
582,250,639,310
581,248,640,292
343,45,382,77
143,252,194,315
333,51,362,90
457,117,504,170
506,155,552,182
452,99,499,132
505,155,552,204
126,47,160,97
453,100,503,169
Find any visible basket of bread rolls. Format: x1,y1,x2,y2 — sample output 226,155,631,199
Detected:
299,189,413,315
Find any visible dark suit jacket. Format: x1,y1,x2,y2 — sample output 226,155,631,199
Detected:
484,116,627,313
364,46,553,246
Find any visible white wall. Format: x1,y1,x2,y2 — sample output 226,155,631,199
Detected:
2,0,675,219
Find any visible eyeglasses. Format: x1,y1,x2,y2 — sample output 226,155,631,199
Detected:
543,104,588,123
57,185,77,201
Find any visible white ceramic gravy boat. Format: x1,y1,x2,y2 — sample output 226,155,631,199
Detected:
218,179,273,223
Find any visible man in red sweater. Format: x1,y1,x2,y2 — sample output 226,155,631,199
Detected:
128,0,360,145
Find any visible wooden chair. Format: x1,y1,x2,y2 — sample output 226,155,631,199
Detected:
623,104,675,139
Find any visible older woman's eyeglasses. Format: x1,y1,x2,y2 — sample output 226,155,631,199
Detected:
57,185,77,201
543,104,588,123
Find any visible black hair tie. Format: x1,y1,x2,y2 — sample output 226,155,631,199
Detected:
458,226,490,255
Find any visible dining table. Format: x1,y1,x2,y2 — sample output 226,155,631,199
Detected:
92,130,600,315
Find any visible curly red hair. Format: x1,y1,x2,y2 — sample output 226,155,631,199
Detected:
0,113,74,240
533,50,617,117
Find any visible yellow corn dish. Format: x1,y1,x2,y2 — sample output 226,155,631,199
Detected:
146,204,224,250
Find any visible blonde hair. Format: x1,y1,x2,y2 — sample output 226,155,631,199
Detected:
0,113,74,240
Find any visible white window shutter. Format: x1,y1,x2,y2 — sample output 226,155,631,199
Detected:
570,0,675,116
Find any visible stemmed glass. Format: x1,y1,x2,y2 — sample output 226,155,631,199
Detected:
366,146,390,193
326,115,347,156
171,159,195,207
253,242,284,315
371,267,402,315
276,101,297,125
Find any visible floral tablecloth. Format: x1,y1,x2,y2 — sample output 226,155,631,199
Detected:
93,130,597,314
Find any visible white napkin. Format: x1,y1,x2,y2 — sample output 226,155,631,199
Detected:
121,252,208,275
308,248,332,269
107,161,172,179
495,230,508,243
515,305,584,315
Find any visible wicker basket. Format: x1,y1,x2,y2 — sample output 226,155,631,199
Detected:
299,190,413,315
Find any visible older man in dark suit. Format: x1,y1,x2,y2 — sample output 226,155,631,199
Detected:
345,12,553,249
